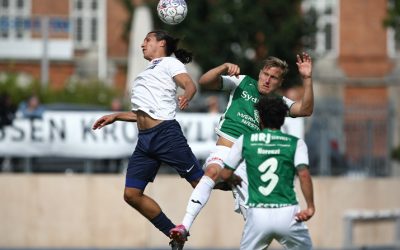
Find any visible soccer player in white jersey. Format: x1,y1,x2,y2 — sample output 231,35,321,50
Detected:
170,53,313,245
92,30,203,250
220,95,315,250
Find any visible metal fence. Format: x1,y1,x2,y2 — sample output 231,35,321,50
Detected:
305,99,395,177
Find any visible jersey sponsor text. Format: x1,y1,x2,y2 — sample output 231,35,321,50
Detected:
240,90,259,103
257,148,280,155
251,132,291,143
237,111,259,130
248,203,294,208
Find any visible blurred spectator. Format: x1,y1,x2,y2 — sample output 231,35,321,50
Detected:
0,92,16,171
17,94,45,119
110,98,124,111
0,92,16,128
207,95,220,114
283,85,304,102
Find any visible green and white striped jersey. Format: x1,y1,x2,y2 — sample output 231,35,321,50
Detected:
216,75,295,142
224,129,309,208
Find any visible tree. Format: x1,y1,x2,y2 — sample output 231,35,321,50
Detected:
384,0,400,41
123,0,316,88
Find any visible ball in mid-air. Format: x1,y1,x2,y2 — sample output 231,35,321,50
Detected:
157,0,188,25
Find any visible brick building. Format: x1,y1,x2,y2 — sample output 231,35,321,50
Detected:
0,0,129,91
305,0,400,176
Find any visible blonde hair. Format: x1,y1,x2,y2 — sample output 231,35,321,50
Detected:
262,56,289,77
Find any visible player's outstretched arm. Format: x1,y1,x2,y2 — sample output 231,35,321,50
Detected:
289,52,314,117
174,73,197,110
92,111,137,130
199,63,240,90
295,167,315,222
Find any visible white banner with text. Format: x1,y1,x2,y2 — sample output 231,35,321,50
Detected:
0,111,304,159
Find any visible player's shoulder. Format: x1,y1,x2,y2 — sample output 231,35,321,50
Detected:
236,75,255,82
270,129,300,143
156,57,185,72
222,75,251,87
240,75,258,86
165,57,186,69
242,75,256,81
242,130,261,141
162,56,183,64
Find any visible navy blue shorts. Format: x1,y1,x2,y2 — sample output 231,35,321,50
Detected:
125,119,203,190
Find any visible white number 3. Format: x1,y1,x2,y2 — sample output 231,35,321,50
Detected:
258,157,279,196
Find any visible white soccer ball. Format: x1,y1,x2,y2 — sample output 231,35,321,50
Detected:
157,0,188,25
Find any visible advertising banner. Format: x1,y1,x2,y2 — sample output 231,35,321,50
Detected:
0,111,303,159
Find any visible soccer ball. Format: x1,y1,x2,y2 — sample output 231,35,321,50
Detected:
157,0,188,25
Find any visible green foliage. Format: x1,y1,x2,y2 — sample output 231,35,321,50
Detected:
0,74,40,107
0,73,118,108
392,149,400,162
42,80,118,107
392,145,400,162
384,0,400,41
119,0,135,43
141,0,316,88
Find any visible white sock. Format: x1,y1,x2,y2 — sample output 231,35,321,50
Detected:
182,175,215,231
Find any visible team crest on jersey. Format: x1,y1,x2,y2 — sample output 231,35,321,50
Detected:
148,58,163,69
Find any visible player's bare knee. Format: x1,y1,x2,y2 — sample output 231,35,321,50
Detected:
205,164,222,181
189,179,199,188
123,188,142,207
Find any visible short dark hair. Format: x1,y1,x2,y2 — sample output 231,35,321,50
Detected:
255,95,288,129
148,30,193,64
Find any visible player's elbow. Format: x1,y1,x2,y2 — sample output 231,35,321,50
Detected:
298,104,313,117
297,167,311,178
296,108,313,118
304,106,313,116
198,77,210,88
298,173,312,187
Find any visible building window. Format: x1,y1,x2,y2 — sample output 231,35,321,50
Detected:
90,17,97,42
1,0,9,8
71,0,99,49
16,0,24,9
91,0,97,10
0,16,9,38
15,16,24,38
75,17,82,42
302,0,338,56
0,0,30,40
75,0,82,10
